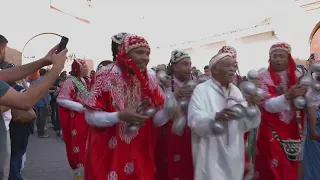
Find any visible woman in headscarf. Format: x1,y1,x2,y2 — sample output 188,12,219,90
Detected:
84,34,172,179
57,59,90,180
254,43,308,180
155,50,194,180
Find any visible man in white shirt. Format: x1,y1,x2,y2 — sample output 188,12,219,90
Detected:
188,52,261,180
0,108,11,179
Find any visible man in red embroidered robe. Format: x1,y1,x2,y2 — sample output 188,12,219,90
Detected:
254,42,308,180
155,49,194,180
57,59,90,180
84,34,171,180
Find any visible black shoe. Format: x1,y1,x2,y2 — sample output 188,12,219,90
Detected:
56,130,61,137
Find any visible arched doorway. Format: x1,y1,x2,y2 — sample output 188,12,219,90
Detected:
310,21,320,58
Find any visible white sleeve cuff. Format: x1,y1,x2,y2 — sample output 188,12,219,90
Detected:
262,95,291,113
85,111,120,127
57,99,85,112
188,111,217,137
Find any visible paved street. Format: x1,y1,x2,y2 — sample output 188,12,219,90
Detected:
22,129,73,180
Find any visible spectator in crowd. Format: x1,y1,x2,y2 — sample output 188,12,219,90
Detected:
7,69,34,180
26,71,40,85
0,104,11,179
50,71,67,137
60,71,67,81
0,34,68,179
0,35,9,70
204,65,210,76
53,80,64,138
90,70,95,79
191,66,197,76
34,69,52,138
191,66,202,77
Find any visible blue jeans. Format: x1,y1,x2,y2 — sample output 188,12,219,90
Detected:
9,155,23,180
9,121,32,180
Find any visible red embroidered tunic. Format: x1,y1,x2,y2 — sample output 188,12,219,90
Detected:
254,71,305,180
57,77,89,170
155,77,194,180
84,65,165,180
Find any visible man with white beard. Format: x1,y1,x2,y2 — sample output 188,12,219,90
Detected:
187,53,261,180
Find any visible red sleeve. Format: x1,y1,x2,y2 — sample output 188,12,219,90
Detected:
148,74,165,108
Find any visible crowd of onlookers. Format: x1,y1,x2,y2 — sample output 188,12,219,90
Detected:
0,34,69,180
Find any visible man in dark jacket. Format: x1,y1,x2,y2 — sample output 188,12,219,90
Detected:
2,63,33,180
9,83,33,180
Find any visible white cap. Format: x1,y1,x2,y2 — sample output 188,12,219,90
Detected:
209,53,233,69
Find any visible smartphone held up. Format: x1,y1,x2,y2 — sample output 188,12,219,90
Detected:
56,36,69,54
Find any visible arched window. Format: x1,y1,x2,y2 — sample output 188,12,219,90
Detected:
310,22,320,57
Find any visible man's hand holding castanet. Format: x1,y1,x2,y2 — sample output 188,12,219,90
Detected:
118,107,149,125
251,79,261,88
215,108,236,121
175,87,194,99
284,85,308,100
246,94,260,106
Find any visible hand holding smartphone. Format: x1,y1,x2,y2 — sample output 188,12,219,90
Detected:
56,36,69,54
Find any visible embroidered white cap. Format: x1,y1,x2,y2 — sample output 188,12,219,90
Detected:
209,53,233,69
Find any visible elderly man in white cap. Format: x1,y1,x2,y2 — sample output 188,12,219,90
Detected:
187,52,261,180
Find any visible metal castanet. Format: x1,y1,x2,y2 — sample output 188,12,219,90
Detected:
247,70,259,80
256,88,265,98
143,108,157,117
246,69,266,98
246,105,259,118
311,61,320,73
211,120,227,135
126,100,157,133
298,75,314,87
312,83,320,93
239,81,258,97
179,99,189,113
238,80,261,119
164,91,178,118
171,80,199,135
292,75,314,109
246,69,266,99
173,80,198,114
230,104,246,119
293,96,307,110
126,125,140,133
172,115,187,135
183,80,197,89
157,70,168,83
